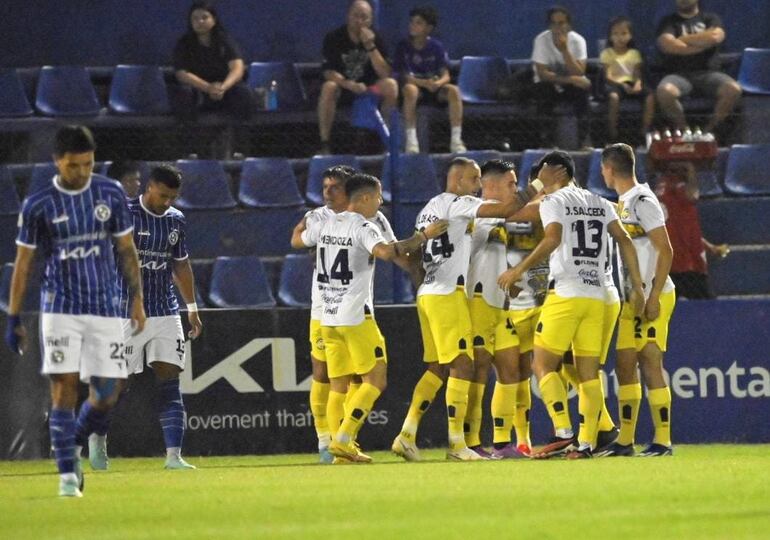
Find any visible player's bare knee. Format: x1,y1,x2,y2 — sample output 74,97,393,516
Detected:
450,354,473,379
311,358,329,383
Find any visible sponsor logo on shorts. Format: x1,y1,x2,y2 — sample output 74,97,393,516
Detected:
315,338,325,351
46,336,69,348
51,350,65,363
94,203,112,222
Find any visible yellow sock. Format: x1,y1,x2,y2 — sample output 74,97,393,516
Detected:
309,381,330,446
513,380,532,447
446,377,470,451
617,383,642,446
560,362,580,392
577,378,602,448
464,382,485,448
648,386,672,446
539,371,572,433
335,383,381,445
491,382,516,445
400,370,444,442
597,377,616,434
344,382,361,418
326,390,347,439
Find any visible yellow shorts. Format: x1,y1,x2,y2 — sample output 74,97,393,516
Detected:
321,318,387,379
534,293,605,357
617,290,676,352
600,300,621,365
309,318,326,362
509,306,541,354
469,296,519,355
417,290,473,364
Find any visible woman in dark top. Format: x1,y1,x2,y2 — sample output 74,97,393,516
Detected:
171,1,254,121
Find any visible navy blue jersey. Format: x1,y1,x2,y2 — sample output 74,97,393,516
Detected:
116,197,188,317
16,174,133,316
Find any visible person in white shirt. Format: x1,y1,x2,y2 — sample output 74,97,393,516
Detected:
531,6,592,147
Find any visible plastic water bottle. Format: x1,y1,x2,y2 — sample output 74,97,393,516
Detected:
663,129,672,141
683,127,693,141
267,80,278,111
693,126,703,141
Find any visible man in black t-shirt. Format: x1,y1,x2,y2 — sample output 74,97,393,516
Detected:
655,0,741,134
318,0,398,154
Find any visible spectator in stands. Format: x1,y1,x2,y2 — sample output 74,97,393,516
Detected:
531,6,592,148
106,161,141,198
318,0,398,155
655,0,742,137
171,1,255,122
654,161,729,299
600,17,655,142
393,6,466,154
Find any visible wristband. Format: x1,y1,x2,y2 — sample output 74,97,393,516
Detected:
187,303,198,313
530,178,544,192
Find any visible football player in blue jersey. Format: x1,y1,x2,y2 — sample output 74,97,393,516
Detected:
4,125,146,497
85,165,202,471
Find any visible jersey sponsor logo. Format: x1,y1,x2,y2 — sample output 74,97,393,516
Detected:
319,234,353,246
180,338,310,394
169,230,179,245
140,259,168,271
59,245,101,260
52,214,69,224
94,202,112,222
138,230,150,236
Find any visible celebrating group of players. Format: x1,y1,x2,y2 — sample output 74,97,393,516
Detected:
293,144,675,464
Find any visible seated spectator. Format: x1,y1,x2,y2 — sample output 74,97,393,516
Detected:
655,0,742,137
531,5,592,148
600,16,655,142
655,161,729,299
318,0,398,154
393,6,465,154
171,1,255,122
106,161,141,198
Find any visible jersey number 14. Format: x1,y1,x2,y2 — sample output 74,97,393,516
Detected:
317,247,354,285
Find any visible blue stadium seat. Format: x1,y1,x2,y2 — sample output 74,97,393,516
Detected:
238,158,304,208
247,62,307,110
710,248,770,296
391,203,424,239
458,56,510,104
723,144,770,195
306,155,361,206
0,168,20,215
381,153,440,203
35,65,101,116
737,48,770,95
170,258,210,307
373,261,414,304
586,149,618,200
696,147,727,198
208,255,276,308
700,197,770,245
27,163,58,195
517,149,548,189
277,252,314,307
175,160,237,209
108,65,171,115
0,69,33,117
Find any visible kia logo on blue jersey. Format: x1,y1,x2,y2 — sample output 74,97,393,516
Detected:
59,245,101,260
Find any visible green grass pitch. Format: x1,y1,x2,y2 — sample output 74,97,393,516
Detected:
1,445,769,539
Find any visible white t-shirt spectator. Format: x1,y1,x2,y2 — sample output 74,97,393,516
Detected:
531,30,588,83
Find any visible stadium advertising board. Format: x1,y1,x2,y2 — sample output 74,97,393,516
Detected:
1,300,768,459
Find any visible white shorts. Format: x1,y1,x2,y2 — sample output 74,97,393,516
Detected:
40,313,127,382
122,316,186,374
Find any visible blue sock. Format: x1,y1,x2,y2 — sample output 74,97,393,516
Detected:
158,379,186,450
75,400,111,447
50,408,76,474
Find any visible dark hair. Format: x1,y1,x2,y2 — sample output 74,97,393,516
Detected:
529,163,542,181
323,165,357,185
547,5,572,25
601,143,635,177
106,161,140,182
480,159,515,177
149,164,182,189
184,1,228,47
409,6,438,27
607,16,636,50
540,150,575,179
345,173,380,198
54,125,96,156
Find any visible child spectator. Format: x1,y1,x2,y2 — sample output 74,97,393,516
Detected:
393,6,466,154
600,16,655,142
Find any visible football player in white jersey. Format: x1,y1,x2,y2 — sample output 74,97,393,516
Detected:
498,150,644,459
462,160,527,459
297,174,447,462
598,143,676,457
391,157,542,462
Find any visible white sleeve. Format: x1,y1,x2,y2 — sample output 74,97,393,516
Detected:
570,32,588,61
531,33,548,63
635,195,666,232
301,220,322,247
359,222,387,254
448,195,484,220
373,211,396,243
539,195,561,228
603,198,619,223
